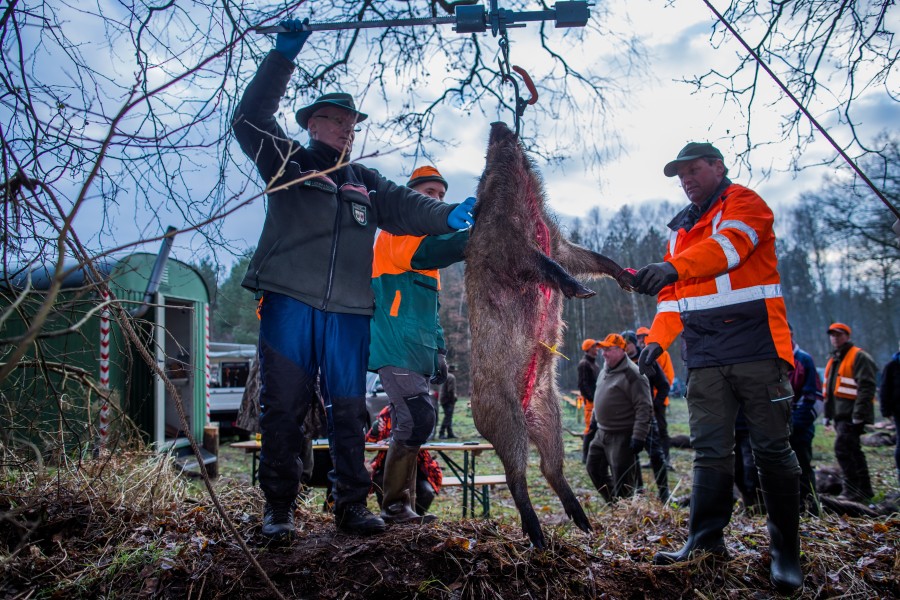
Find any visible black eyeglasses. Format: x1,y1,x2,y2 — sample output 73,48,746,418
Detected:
311,114,361,132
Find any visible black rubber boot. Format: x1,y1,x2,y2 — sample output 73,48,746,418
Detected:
261,499,297,541
381,441,436,524
654,469,734,564
760,474,804,594
334,503,386,535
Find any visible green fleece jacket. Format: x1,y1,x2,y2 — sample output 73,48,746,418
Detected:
593,355,652,442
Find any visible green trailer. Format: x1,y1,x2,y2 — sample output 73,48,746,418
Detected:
1,242,211,454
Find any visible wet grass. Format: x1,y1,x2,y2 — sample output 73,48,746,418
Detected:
205,393,898,523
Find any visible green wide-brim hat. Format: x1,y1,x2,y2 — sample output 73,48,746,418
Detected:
295,92,368,130
663,142,725,177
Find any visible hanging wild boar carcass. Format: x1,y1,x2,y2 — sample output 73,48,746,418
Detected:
465,121,635,549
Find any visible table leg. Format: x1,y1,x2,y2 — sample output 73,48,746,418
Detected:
463,451,470,518
468,451,477,517
436,450,470,518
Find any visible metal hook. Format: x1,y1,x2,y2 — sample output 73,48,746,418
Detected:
497,34,537,136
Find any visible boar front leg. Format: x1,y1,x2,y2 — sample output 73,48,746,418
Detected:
533,252,596,298
554,241,636,291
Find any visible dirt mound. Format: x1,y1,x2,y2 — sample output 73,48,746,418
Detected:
3,481,899,599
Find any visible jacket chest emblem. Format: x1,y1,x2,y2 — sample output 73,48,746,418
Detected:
352,202,368,226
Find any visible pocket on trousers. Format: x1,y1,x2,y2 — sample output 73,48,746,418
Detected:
767,379,793,403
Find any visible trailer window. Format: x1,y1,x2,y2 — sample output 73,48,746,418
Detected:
217,361,250,388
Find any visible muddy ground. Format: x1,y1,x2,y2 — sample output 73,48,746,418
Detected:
2,475,899,599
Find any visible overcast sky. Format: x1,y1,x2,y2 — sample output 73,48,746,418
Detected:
64,0,898,269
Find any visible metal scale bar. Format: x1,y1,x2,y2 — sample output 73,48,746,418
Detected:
254,2,591,36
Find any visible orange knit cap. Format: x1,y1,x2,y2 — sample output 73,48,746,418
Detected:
407,166,448,190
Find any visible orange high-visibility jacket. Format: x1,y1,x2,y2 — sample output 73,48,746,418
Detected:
657,349,675,406
368,229,468,374
824,346,862,400
646,183,793,369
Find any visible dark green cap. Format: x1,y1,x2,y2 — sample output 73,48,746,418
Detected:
295,92,368,130
663,142,725,177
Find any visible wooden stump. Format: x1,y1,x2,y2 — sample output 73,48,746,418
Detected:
203,425,220,478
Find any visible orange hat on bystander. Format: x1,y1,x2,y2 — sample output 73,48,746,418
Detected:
581,339,600,351
597,333,626,349
407,165,448,190
827,322,851,336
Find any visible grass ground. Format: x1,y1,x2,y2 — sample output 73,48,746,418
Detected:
201,393,899,523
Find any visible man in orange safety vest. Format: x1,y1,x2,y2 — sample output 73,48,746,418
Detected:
823,322,877,503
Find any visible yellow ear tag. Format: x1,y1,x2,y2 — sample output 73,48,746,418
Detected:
539,341,569,361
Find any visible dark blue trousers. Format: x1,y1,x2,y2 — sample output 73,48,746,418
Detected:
257,292,371,511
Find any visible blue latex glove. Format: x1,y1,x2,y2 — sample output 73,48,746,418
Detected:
447,196,476,230
275,18,311,62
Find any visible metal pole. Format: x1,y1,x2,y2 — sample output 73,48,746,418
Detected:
254,16,456,35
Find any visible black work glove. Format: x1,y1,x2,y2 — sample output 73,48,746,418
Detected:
638,342,663,377
629,437,645,454
430,352,449,385
275,18,312,62
634,262,678,295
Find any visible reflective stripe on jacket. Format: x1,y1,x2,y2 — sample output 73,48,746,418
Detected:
825,346,861,400
646,183,792,369
824,342,877,423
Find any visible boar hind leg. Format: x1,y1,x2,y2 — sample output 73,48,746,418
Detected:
527,396,593,534
534,253,595,299
471,400,546,549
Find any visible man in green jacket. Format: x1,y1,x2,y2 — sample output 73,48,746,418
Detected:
585,333,653,499
369,165,469,524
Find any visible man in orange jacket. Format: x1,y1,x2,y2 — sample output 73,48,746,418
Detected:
636,326,674,463
634,142,802,593
577,338,602,462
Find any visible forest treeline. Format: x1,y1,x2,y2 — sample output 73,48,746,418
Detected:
201,137,900,395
